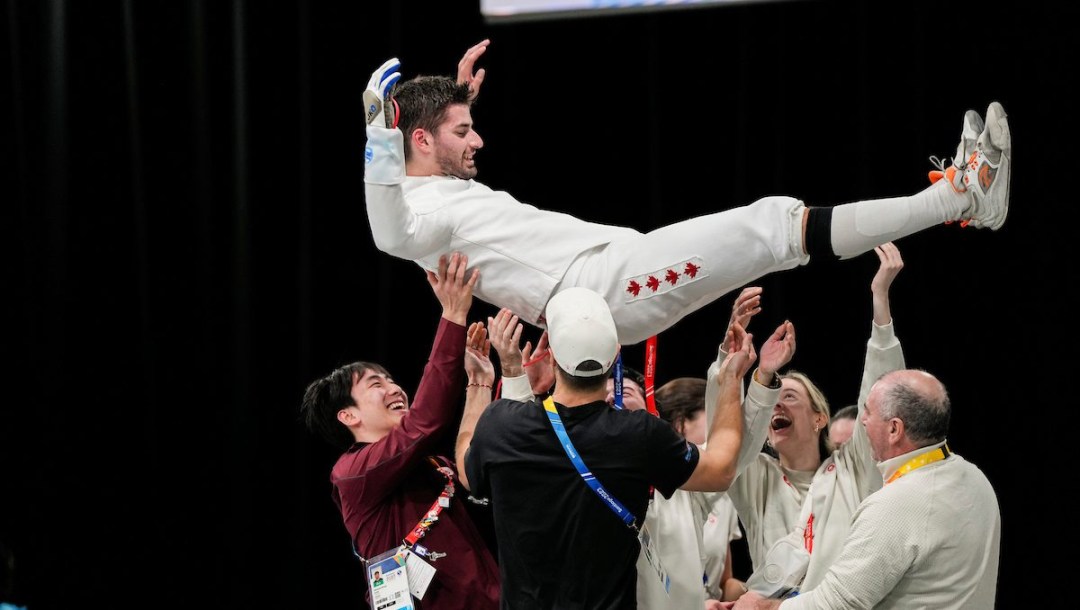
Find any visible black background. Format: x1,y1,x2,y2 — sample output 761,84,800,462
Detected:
3,0,1076,608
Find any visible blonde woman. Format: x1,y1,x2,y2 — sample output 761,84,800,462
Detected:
707,242,906,597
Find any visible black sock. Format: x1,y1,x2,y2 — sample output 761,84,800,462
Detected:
804,206,838,261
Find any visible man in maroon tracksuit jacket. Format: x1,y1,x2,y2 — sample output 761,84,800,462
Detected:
301,252,499,609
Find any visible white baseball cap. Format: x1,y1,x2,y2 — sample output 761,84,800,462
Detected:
545,287,619,378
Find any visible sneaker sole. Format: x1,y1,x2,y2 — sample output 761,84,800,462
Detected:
984,102,1011,230
958,109,985,167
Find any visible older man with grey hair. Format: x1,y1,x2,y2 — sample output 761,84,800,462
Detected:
729,369,1001,610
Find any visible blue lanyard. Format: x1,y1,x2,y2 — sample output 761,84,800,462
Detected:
542,396,637,531
613,353,624,409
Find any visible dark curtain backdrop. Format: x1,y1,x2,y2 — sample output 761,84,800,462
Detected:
3,0,1076,608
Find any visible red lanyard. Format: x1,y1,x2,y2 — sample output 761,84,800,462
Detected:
402,457,456,559
644,336,658,416
644,335,658,498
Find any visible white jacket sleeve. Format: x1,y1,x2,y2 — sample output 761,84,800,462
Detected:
779,492,910,609
840,320,905,497
364,125,405,186
705,343,778,476
364,125,449,260
855,320,904,410
498,374,535,403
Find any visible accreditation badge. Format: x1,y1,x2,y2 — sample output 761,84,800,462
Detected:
367,546,414,609
637,522,671,594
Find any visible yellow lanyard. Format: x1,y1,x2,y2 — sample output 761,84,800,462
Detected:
885,445,950,485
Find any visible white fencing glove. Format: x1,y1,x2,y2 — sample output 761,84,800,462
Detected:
364,57,401,128
364,58,405,185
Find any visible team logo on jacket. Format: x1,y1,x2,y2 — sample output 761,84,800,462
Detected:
623,257,707,302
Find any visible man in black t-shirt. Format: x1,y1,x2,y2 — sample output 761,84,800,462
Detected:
459,287,794,609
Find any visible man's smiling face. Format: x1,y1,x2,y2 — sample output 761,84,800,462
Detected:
348,369,410,440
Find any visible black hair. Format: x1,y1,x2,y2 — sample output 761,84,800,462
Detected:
300,361,391,451
393,75,473,161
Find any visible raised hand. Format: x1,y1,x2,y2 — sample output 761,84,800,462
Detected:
465,321,495,385
487,308,525,378
756,321,796,381
457,39,490,102
364,57,401,127
724,286,763,353
458,319,495,491
426,252,480,326
871,242,903,326
522,331,554,396
718,322,756,382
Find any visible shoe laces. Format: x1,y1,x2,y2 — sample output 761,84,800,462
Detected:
928,155,950,173
930,155,972,228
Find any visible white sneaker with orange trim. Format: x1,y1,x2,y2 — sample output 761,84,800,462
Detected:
961,101,1011,230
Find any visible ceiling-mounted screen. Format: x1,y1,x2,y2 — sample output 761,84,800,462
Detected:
481,0,785,24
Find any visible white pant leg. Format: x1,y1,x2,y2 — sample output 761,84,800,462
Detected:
829,180,967,259
568,196,809,345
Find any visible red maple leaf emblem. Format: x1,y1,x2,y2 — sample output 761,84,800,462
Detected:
626,280,641,297
646,276,661,292
684,262,700,278
665,269,680,285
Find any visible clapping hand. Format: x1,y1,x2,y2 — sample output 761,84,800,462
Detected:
487,308,525,378
465,321,495,385
757,321,796,381
719,322,757,381
723,287,762,353
522,331,554,396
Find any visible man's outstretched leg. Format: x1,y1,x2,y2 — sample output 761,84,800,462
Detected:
571,102,1012,345
823,101,1011,259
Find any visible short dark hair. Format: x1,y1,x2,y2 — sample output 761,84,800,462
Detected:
879,378,950,446
620,365,646,395
301,361,390,450
655,377,706,436
831,404,859,421
393,75,472,161
555,361,610,392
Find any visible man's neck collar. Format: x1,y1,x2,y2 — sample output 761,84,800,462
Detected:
550,389,606,409
876,440,948,480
